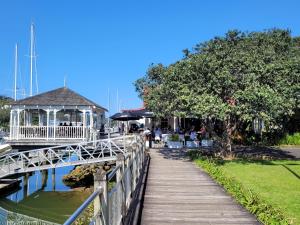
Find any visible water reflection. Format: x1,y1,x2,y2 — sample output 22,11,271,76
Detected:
6,165,74,203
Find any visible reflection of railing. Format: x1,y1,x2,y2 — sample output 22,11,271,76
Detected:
13,126,89,140
63,135,147,225
0,206,59,225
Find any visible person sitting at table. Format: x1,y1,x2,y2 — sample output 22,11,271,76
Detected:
190,130,197,141
154,127,162,143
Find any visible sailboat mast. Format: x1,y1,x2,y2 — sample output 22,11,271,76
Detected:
30,23,34,96
14,44,18,101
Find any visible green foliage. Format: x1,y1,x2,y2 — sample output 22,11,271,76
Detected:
169,134,180,141
278,132,300,145
0,96,12,129
74,203,93,225
135,29,300,151
188,151,292,225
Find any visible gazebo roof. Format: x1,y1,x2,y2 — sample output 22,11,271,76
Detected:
11,87,107,111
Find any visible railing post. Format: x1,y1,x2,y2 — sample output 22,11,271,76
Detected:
94,169,108,225
123,135,126,152
116,154,126,216
131,148,137,190
125,153,132,207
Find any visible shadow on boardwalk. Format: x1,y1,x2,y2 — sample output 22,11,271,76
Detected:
158,148,190,161
232,145,299,159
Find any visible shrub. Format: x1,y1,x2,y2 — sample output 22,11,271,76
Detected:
278,133,300,145
169,134,180,141
188,151,291,225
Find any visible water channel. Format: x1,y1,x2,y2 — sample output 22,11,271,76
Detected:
0,165,92,224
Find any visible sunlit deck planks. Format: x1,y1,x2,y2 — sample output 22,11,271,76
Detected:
141,148,260,225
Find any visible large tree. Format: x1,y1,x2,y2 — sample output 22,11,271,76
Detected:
135,29,300,155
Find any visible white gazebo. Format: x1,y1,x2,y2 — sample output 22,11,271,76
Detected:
8,87,107,146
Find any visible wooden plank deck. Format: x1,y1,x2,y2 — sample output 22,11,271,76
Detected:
141,148,260,225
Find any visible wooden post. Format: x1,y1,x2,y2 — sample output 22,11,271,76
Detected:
52,168,56,191
125,153,132,208
131,149,137,190
23,173,30,197
116,154,126,215
94,169,108,225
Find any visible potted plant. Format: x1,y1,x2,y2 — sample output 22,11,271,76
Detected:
167,134,183,148
186,138,200,148
201,139,213,147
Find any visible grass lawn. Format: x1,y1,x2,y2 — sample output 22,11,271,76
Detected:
216,159,300,224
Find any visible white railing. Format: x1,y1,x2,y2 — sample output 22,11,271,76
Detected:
0,206,59,225
64,135,147,225
12,126,90,140
0,135,138,179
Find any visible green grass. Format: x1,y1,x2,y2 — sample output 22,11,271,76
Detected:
191,154,300,225
220,160,300,224
278,132,300,145
189,151,300,224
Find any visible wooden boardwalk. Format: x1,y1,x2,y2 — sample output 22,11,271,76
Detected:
141,148,260,225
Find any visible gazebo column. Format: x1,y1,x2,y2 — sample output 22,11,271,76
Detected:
82,110,86,140
90,111,94,129
9,110,13,139
13,110,17,139
46,109,50,140
53,109,57,139
90,110,94,141
16,109,20,140
23,110,26,126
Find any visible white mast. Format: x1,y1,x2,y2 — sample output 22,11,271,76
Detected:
108,88,111,138
29,23,34,96
116,88,119,112
14,44,18,101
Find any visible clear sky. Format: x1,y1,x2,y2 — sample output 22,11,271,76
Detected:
0,0,299,114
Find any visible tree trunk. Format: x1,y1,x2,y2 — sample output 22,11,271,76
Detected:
223,117,236,157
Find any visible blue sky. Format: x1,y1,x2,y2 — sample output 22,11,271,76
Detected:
0,0,299,114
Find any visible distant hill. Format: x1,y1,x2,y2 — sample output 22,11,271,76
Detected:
0,96,13,103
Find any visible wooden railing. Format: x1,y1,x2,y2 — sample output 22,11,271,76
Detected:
63,135,148,225
12,126,89,140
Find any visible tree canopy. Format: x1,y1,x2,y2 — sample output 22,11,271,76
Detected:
135,29,300,153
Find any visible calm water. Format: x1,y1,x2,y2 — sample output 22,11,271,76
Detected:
0,165,92,224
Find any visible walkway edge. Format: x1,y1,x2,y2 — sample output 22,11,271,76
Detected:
124,150,151,225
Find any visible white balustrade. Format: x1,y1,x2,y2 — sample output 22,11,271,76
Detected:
11,126,89,140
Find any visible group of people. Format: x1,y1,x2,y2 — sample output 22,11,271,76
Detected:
176,126,207,141
143,125,207,143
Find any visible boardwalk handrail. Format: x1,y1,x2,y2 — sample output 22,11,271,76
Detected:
63,187,104,225
63,135,146,225
0,135,136,178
